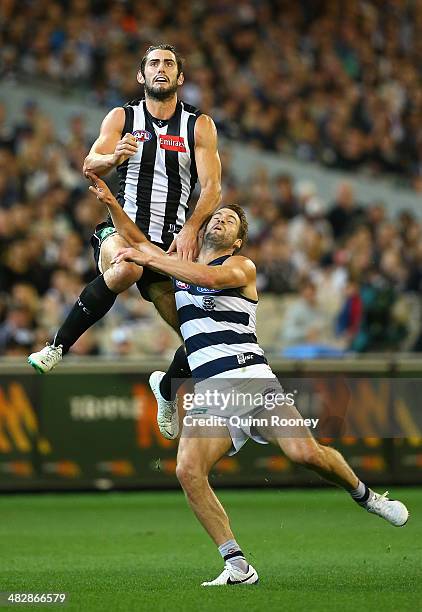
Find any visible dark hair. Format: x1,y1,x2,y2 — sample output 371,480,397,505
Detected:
140,44,184,77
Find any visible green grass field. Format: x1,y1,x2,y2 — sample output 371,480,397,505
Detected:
0,488,421,611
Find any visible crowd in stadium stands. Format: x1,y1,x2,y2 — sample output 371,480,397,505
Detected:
1,0,422,357
2,0,422,188
0,101,421,358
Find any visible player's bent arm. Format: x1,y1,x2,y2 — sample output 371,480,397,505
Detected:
87,172,148,247
144,254,256,290
83,108,135,177
185,115,222,231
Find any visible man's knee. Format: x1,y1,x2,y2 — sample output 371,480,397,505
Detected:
104,261,142,292
176,459,206,491
285,439,325,468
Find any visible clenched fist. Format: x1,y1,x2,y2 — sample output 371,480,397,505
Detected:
112,133,138,165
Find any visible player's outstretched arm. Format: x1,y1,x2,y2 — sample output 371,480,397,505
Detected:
87,172,150,249
112,249,256,291
167,115,222,261
83,108,138,177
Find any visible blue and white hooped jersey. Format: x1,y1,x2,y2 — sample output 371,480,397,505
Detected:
173,255,267,379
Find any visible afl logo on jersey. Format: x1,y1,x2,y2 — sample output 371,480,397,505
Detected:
175,280,190,290
132,130,152,142
202,296,215,311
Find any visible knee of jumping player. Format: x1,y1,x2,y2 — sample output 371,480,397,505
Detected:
104,260,142,293
285,439,325,469
176,458,207,492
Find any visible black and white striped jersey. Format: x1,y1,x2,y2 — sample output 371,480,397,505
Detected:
116,99,201,247
173,255,267,379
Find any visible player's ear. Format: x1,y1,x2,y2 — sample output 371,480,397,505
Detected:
233,238,242,252
137,69,145,85
198,225,206,247
177,72,184,86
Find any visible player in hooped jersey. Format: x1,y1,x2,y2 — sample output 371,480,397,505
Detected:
88,173,409,587
28,44,221,373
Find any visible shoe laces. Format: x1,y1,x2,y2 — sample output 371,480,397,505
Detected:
371,491,390,510
43,343,62,363
162,400,177,420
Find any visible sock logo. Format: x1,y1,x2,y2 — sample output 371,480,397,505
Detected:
77,298,91,316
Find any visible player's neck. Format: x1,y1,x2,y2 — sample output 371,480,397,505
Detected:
197,247,233,265
145,95,178,120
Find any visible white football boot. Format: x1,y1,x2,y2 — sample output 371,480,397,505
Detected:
149,371,179,439
202,563,259,586
28,343,63,374
365,491,409,526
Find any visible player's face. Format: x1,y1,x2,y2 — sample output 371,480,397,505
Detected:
204,208,242,250
139,50,183,101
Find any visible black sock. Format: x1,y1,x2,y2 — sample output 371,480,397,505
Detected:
160,345,191,400
54,275,117,354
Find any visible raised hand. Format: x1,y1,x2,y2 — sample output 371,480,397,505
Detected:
86,172,114,204
113,133,138,165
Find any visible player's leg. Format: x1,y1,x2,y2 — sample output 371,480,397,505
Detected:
147,278,181,336
145,279,190,438
176,425,258,585
149,345,190,439
256,404,408,526
28,231,142,373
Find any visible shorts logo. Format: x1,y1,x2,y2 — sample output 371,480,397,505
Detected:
132,130,152,142
236,353,254,365
99,226,116,242
175,280,190,290
159,135,186,152
202,296,215,311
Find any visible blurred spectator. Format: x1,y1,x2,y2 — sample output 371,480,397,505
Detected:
0,302,35,353
336,279,363,350
327,182,365,240
279,281,333,348
274,173,300,219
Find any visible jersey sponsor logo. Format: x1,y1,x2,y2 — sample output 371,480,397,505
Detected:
202,296,215,311
159,134,186,152
175,280,190,290
132,129,152,142
196,286,220,294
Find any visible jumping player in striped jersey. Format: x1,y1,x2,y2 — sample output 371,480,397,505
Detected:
28,44,221,373
89,173,409,587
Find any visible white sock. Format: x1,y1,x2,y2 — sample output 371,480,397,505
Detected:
218,539,249,573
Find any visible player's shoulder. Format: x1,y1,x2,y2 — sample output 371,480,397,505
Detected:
180,100,202,117
123,98,143,108
223,255,256,272
101,106,126,130
193,113,218,144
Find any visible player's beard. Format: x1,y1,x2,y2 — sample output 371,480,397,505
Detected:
203,229,231,250
144,79,179,101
